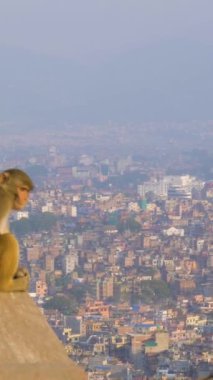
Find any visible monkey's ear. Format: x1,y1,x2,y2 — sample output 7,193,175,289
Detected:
0,172,10,184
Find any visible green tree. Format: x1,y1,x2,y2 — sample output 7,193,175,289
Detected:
11,212,57,236
118,218,141,233
43,294,78,315
55,274,72,289
137,280,171,303
68,284,87,303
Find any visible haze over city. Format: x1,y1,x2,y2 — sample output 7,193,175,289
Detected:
0,2,213,380
0,0,213,126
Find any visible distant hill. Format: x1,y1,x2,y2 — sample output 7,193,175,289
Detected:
0,40,212,127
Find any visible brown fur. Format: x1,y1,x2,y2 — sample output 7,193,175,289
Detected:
0,169,33,292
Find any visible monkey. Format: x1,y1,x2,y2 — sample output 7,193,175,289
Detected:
0,168,34,292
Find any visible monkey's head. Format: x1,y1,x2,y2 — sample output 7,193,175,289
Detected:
0,168,34,210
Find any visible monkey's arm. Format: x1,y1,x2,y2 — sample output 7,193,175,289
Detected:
0,234,29,292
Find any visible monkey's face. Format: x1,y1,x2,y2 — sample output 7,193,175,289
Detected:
13,186,30,210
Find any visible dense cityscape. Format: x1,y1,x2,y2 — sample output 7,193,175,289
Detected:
0,1,213,378
1,125,212,380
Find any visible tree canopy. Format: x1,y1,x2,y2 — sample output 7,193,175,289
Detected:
11,212,57,236
43,294,78,315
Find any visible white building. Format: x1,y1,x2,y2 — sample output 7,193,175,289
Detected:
16,211,29,220
42,202,53,213
163,227,184,237
138,180,168,198
63,252,78,274
138,175,201,200
71,205,77,217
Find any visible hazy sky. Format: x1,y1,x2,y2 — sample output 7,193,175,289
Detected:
0,0,213,63
0,1,213,125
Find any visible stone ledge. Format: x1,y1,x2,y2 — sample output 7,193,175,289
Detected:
0,293,87,380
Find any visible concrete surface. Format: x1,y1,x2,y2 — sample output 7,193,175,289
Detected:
0,292,87,380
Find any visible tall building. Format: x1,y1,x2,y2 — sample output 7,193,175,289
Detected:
167,185,192,199
138,180,167,198
63,252,78,274
45,254,55,272
96,277,114,300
